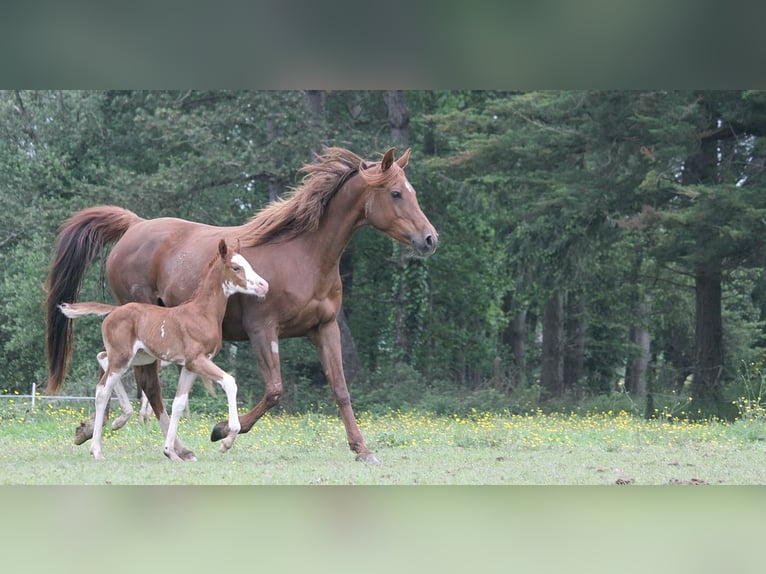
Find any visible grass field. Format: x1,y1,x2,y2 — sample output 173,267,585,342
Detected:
2,398,766,485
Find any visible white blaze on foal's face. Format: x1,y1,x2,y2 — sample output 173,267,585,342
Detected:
224,253,269,297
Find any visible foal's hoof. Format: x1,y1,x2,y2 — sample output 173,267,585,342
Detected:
210,420,228,442
74,420,94,445
356,452,381,464
164,448,197,462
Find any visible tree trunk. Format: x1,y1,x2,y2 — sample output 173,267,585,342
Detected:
683,112,725,416
692,263,724,414
501,292,527,388
563,293,585,394
625,298,651,399
541,292,564,398
384,90,420,360
383,90,410,146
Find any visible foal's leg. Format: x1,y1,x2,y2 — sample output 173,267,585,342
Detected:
210,330,280,443
96,351,134,430
190,357,240,452
137,363,197,461
91,368,124,460
163,367,197,462
138,391,152,424
110,380,134,431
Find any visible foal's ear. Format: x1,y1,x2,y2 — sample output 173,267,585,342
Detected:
396,148,411,169
218,238,228,258
381,147,395,172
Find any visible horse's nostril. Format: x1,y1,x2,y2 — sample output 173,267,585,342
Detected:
425,234,433,246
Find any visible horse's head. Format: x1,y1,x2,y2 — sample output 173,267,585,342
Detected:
362,148,439,257
219,239,269,298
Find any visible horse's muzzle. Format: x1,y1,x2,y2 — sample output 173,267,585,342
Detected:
413,230,439,256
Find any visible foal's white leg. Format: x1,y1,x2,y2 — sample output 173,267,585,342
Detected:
111,381,134,430
91,370,122,460
96,351,134,431
163,367,197,462
138,391,152,424
219,372,240,452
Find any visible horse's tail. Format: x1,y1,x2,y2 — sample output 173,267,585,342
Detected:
58,302,116,319
45,206,143,394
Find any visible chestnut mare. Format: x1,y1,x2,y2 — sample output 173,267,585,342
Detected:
46,147,438,463
59,239,269,460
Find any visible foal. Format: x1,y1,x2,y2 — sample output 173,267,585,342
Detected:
59,239,269,461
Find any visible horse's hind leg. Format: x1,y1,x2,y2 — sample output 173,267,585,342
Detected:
137,363,197,461
138,391,152,424
96,350,135,431
91,369,123,460
163,367,197,462
74,351,111,445
110,380,134,430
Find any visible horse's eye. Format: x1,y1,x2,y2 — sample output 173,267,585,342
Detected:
391,191,402,199
232,266,241,272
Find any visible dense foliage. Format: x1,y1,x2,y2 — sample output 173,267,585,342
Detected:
3,90,766,418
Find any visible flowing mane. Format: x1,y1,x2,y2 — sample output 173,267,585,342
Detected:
237,147,399,247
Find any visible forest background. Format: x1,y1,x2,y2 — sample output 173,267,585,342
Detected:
3,90,766,420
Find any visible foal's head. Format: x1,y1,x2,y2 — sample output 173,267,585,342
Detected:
361,148,439,257
217,239,269,298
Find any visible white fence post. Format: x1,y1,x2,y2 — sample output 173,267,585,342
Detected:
31,383,36,409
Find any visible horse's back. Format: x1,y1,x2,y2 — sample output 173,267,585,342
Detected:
106,217,236,306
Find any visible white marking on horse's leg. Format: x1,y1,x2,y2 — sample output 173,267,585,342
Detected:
160,320,166,339
96,351,108,372
91,371,121,460
111,381,134,430
138,391,152,424
163,368,196,462
219,372,240,452
271,340,279,354
163,395,187,461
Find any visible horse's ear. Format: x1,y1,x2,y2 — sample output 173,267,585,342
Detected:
381,148,395,172
396,148,411,169
218,238,228,258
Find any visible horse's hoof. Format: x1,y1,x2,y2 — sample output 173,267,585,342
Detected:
111,414,131,431
74,420,94,445
356,452,381,464
220,433,237,452
175,447,197,462
163,449,184,462
210,421,228,442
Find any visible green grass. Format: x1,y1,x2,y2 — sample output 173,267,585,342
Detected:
2,400,766,484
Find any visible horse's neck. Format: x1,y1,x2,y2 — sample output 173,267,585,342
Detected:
309,176,368,268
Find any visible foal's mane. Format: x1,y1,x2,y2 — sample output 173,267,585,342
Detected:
186,244,228,302
238,147,398,247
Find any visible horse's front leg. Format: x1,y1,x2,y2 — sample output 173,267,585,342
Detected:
210,330,282,442
310,320,378,463
137,363,197,461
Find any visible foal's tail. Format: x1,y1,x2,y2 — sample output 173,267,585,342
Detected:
58,302,116,319
45,206,143,394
